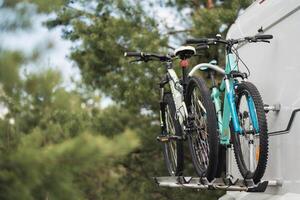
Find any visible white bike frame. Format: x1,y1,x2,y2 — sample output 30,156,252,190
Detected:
166,68,188,127
165,63,223,131
166,63,224,128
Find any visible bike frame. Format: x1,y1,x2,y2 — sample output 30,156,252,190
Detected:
160,61,188,130
188,52,259,145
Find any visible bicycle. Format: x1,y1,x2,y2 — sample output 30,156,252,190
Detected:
186,34,273,183
124,48,219,181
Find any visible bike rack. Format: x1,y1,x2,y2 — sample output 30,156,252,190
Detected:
154,176,282,192
154,103,290,193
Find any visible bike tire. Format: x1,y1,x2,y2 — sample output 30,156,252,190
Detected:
231,81,268,184
185,77,219,181
161,93,184,176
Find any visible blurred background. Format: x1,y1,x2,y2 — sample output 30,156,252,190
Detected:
0,0,252,199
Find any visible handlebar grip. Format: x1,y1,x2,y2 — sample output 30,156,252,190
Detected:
255,34,273,40
124,52,142,57
186,38,208,44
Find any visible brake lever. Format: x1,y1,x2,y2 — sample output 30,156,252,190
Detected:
259,39,270,43
248,38,257,43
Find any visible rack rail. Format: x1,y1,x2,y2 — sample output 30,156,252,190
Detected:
154,176,282,192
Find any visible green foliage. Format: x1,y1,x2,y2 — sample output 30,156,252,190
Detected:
0,128,139,200
0,51,23,96
0,11,140,198
0,0,255,199
2,0,68,13
171,0,252,65
0,0,70,31
47,0,236,199
0,59,141,199
46,0,168,112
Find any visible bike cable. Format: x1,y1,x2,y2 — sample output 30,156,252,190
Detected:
231,46,251,77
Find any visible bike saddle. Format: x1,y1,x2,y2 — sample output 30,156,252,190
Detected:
174,46,196,59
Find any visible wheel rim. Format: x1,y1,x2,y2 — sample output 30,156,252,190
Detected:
190,87,210,172
236,92,260,174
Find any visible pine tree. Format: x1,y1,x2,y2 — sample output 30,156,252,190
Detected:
0,1,140,199
0,0,254,199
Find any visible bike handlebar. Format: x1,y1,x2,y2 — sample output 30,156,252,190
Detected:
124,52,143,57
254,34,273,40
124,51,172,62
186,34,273,46
185,38,209,44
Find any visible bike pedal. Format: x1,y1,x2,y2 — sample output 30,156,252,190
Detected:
156,135,169,142
156,135,184,142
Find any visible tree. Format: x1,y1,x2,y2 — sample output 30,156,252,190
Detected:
0,51,141,199
0,1,140,199
48,0,254,199
0,0,254,199
168,0,252,66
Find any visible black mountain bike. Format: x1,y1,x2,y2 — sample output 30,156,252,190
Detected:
124,47,219,181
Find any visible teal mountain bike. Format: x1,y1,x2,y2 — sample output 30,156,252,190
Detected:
186,34,273,183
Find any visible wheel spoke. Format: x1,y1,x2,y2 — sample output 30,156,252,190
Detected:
164,104,179,174
237,92,261,173
190,88,210,169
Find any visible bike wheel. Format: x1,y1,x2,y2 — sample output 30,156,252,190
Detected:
185,77,219,181
232,81,268,184
161,93,184,176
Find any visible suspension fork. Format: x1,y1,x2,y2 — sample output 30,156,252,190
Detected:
217,52,242,142
247,96,260,132
211,87,224,140
224,77,242,134
159,75,169,133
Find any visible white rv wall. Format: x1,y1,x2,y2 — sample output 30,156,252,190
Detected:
222,0,300,199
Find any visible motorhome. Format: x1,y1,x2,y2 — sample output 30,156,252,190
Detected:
221,0,300,199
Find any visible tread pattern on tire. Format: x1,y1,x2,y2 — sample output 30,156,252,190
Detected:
232,81,268,184
185,77,219,181
162,93,184,176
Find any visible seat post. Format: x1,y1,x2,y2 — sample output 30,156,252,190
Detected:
180,59,189,95
209,70,217,87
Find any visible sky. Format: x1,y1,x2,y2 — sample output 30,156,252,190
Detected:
0,14,80,90
0,1,189,107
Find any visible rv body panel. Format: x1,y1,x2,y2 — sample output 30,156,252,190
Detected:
222,0,300,199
